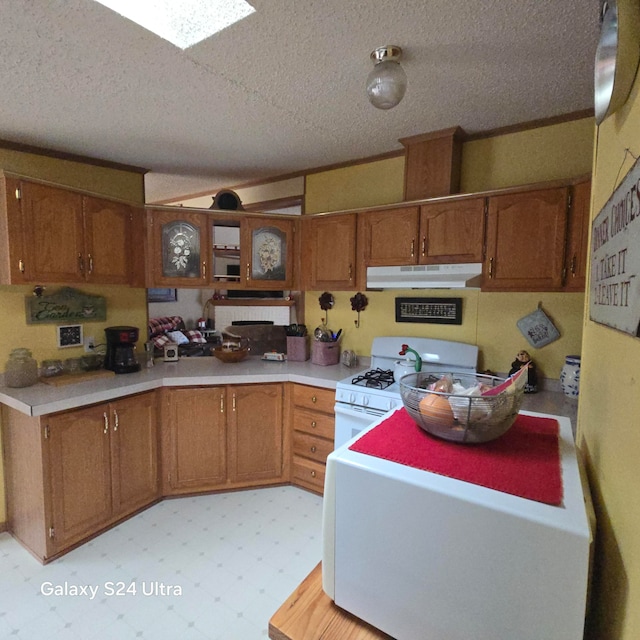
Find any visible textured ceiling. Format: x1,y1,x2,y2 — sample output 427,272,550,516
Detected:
0,0,600,203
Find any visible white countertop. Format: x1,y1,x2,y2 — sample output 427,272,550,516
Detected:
0,357,360,417
0,355,578,422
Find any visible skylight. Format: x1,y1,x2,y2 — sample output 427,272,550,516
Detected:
93,0,255,49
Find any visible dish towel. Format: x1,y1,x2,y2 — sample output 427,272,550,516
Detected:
349,408,563,506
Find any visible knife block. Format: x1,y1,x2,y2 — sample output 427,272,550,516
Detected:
287,336,310,362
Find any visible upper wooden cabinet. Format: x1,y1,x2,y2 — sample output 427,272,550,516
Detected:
150,209,210,287
483,187,569,291
302,213,358,290
563,179,591,292
359,199,485,267
0,176,142,286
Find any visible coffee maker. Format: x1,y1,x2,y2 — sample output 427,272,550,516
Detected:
104,326,141,374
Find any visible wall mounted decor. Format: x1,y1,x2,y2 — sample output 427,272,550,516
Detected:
26,287,106,325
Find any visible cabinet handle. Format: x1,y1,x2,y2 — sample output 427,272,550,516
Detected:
349,264,353,281
103,412,109,434
310,445,317,453
87,254,94,274
232,393,236,411
78,253,85,273
310,470,317,478
18,259,25,273
570,255,577,275
202,261,206,278
220,394,224,413
489,257,494,278
311,420,317,428
311,395,317,403
421,236,427,256
410,239,415,258
246,263,250,282
113,409,119,432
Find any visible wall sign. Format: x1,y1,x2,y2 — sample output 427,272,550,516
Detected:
395,297,462,324
590,154,640,336
26,287,107,325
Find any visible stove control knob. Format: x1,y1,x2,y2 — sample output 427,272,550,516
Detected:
362,395,369,406
350,393,356,404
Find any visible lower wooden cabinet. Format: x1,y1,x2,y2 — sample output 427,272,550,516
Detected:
162,383,285,495
2,391,158,561
290,384,335,494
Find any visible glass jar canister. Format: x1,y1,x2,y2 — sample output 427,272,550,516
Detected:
560,355,581,398
4,348,39,388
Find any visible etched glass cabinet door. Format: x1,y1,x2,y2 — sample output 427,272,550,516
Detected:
242,217,294,289
151,210,209,286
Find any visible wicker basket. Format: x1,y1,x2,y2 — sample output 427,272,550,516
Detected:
399,371,526,444
212,347,249,363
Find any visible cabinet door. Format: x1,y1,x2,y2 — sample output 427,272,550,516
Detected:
151,210,209,286
243,217,294,289
83,196,133,285
166,387,227,492
563,180,591,292
419,198,485,263
47,405,113,552
227,384,283,484
304,213,357,289
483,187,569,291
110,392,158,518
359,206,420,266
21,181,85,283
0,176,28,284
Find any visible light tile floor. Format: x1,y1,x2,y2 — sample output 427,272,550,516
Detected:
0,486,323,640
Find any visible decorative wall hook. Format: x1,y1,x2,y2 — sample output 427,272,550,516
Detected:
319,291,335,326
350,292,368,328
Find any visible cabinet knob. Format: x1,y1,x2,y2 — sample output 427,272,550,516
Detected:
311,396,317,403
18,259,25,273
311,420,317,428
310,445,317,453
310,470,316,478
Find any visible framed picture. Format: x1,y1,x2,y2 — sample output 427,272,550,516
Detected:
147,288,177,303
57,324,83,348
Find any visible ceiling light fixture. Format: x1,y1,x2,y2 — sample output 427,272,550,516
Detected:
366,45,407,110
93,0,255,50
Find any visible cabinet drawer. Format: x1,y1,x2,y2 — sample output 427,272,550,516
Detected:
292,384,335,414
292,407,334,439
292,455,326,493
293,431,333,464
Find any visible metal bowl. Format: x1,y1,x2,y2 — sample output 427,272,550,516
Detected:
399,371,525,444
212,347,249,363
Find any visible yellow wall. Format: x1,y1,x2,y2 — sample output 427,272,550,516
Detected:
578,78,640,638
304,117,592,377
0,149,145,203
0,151,147,525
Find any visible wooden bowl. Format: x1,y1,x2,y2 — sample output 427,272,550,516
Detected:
213,347,249,363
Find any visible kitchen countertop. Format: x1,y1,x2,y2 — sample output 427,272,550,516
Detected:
0,356,579,427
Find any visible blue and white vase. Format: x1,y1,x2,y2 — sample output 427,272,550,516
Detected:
560,355,581,398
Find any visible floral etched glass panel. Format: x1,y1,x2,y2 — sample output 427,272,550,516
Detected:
251,227,286,281
161,221,201,278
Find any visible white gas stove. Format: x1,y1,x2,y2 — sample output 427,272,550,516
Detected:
334,336,478,448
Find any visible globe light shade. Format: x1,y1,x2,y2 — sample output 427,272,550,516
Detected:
366,45,407,110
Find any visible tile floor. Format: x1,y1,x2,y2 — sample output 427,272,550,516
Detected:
0,486,323,640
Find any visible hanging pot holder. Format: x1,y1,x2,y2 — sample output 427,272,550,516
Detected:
516,304,560,348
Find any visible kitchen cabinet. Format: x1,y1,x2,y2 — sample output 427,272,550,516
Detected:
290,384,335,494
302,213,358,290
150,209,210,286
358,198,485,267
563,179,591,292
162,383,285,495
2,391,158,561
482,186,569,291
0,176,140,285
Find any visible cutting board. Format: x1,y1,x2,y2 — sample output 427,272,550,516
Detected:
41,369,116,386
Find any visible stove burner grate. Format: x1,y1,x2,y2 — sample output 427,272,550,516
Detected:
351,368,395,390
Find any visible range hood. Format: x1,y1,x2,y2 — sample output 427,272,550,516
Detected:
366,264,483,289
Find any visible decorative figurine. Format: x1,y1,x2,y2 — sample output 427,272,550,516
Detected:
508,349,538,393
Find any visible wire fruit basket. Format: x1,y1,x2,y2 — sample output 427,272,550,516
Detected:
399,371,526,444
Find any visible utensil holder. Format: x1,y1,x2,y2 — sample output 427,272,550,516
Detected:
287,336,310,362
311,340,340,366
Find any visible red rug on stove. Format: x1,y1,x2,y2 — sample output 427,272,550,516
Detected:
349,408,563,506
